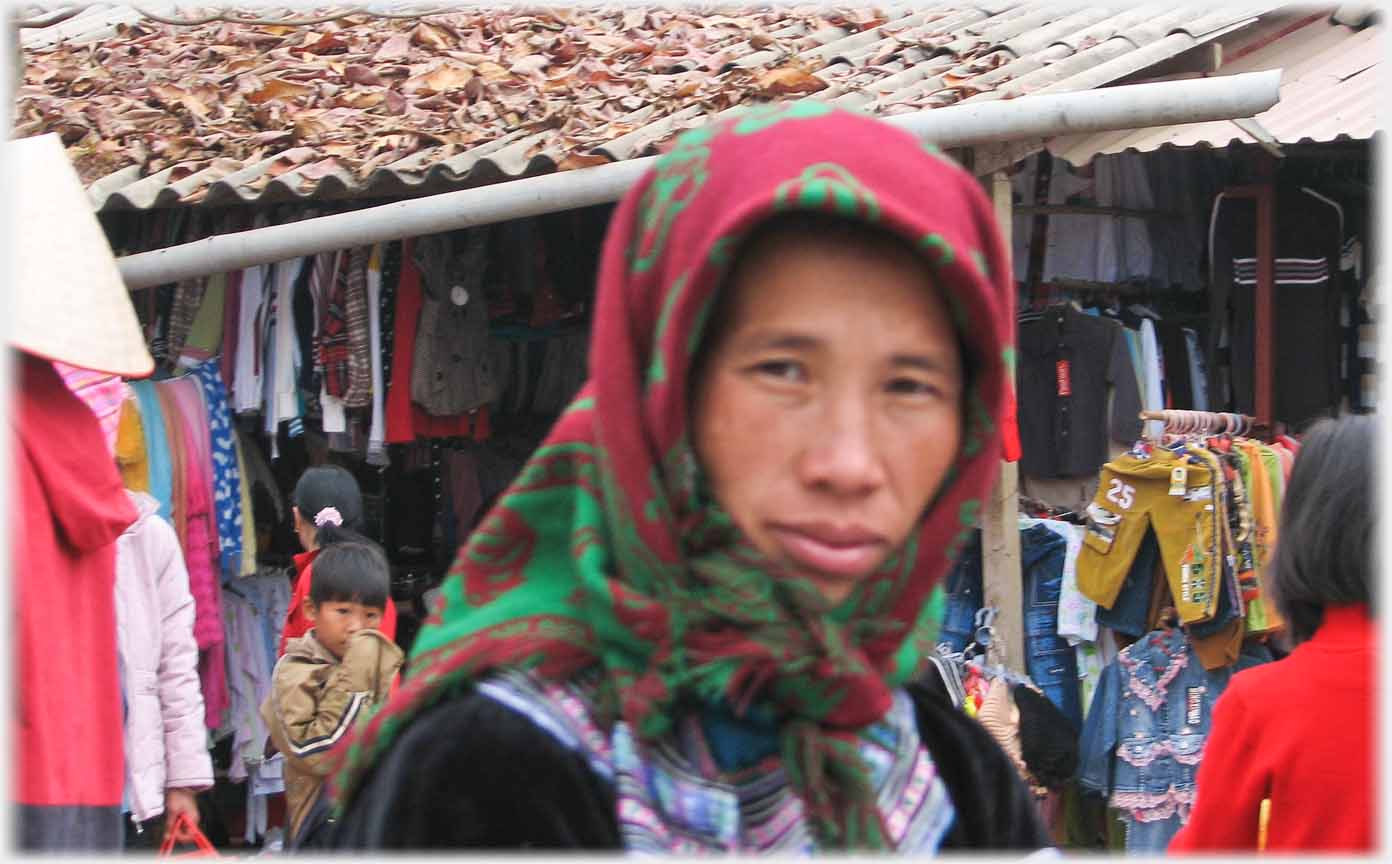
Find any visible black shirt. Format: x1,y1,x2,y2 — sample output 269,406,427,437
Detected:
1017,304,1142,479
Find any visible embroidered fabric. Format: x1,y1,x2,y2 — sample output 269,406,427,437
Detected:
476,669,956,853
1117,646,1188,712
1111,787,1196,822
1116,736,1205,769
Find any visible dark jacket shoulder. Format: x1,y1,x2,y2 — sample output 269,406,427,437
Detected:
904,679,1051,850
323,684,618,849
325,680,1047,850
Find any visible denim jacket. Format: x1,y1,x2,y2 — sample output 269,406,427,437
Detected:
1077,627,1270,822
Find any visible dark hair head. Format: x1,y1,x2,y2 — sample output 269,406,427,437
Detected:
294,465,365,547
310,540,390,609
1271,415,1378,643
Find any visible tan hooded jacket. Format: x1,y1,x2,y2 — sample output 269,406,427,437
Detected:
261,628,403,840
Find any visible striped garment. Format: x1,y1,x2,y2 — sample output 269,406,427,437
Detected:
319,250,353,399
1232,257,1329,286
342,246,375,408
166,276,210,365
476,670,956,854
54,362,126,455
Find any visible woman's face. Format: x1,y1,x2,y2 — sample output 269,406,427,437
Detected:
692,228,965,605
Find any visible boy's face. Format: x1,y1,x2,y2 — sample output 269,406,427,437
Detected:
304,597,384,659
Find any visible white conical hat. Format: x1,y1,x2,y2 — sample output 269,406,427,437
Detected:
8,133,154,377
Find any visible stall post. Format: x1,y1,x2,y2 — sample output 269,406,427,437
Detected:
979,170,1025,673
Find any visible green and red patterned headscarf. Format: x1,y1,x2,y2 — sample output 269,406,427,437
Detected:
333,103,1015,848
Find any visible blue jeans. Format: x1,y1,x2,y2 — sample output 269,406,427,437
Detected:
1021,525,1081,731
939,532,982,655
1125,811,1184,853
1095,526,1241,640
1095,529,1159,637
938,527,1082,730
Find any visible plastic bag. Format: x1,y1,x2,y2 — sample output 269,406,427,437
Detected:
157,812,219,858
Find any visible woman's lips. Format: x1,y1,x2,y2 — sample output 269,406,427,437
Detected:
767,523,887,578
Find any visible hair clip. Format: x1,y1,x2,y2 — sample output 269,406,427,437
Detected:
314,506,343,528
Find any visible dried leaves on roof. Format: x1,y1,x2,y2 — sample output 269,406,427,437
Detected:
15,6,870,188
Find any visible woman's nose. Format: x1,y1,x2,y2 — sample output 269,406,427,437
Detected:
798,399,886,496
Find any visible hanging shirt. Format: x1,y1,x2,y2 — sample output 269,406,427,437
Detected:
115,390,150,493
1041,520,1093,646
233,262,269,415
179,271,226,369
189,360,244,576
1017,304,1142,478
233,432,259,577
385,237,480,443
410,231,498,417
343,247,375,408
130,379,174,521
221,270,242,395
1138,319,1164,441
268,258,307,449
366,244,389,466
1183,328,1209,410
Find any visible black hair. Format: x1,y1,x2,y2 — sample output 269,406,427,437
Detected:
1270,415,1378,644
294,465,366,547
310,540,390,609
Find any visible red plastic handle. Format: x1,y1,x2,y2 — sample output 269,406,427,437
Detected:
157,812,219,858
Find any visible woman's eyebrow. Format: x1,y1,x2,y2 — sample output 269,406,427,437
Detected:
890,353,956,373
738,330,822,353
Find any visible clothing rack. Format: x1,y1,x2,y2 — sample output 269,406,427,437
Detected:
1139,409,1256,437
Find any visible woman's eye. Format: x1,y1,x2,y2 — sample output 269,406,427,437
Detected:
887,377,941,398
752,360,806,383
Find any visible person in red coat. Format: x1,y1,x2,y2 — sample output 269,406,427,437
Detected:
1169,415,1377,853
280,466,398,656
13,353,139,849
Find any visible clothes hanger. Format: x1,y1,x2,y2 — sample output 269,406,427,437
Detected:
1300,186,1345,240
961,607,998,663
926,653,967,709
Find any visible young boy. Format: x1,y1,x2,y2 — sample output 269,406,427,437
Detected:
261,541,403,843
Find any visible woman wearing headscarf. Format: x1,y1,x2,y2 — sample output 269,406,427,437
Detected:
321,104,1047,852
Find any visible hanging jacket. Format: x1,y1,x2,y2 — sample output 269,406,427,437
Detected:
384,238,479,442
410,230,498,416
114,491,215,824
13,354,137,850
1076,626,1272,852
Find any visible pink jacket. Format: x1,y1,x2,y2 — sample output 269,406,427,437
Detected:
115,491,214,823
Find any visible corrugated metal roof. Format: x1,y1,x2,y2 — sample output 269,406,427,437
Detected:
1047,13,1382,164
15,3,1284,211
